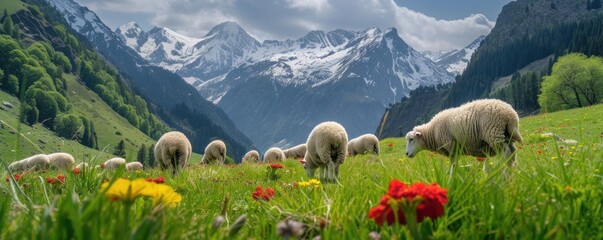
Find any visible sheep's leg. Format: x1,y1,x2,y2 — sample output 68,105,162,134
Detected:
305,167,317,178
504,143,517,167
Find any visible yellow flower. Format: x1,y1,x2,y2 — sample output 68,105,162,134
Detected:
298,181,310,187
308,179,321,187
143,183,182,207
101,178,150,203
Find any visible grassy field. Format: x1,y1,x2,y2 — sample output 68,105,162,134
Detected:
1,104,603,239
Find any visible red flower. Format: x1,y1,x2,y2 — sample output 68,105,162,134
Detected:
387,143,394,148
252,186,276,201
269,163,285,169
368,179,448,226
57,175,65,182
476,157,486,162
46,177,57,184
6,173,22,182
154,176,165,184
73,167,81,174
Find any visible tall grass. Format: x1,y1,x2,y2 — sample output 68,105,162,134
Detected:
1,104,603,239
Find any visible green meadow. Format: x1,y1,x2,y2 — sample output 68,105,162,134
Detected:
1,104,603,239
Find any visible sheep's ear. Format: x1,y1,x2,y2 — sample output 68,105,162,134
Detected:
415,132,422,137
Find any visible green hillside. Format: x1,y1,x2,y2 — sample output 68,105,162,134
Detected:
2,104,603,239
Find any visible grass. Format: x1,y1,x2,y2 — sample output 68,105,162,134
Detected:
0,0,26,15
1,104,603,239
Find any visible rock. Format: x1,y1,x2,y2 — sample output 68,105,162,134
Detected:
38,139,47,144
2,101,13,108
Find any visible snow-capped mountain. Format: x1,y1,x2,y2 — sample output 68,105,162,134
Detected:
432,35,486,76
421,49,456,62
43,0,254,160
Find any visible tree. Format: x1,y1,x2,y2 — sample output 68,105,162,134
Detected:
2,13,13,35
539,53,603,112
147,144,156,167
113,139,126,158
136,144,147,164
54,114,83,140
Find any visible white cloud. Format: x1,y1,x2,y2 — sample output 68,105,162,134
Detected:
75,0,495,51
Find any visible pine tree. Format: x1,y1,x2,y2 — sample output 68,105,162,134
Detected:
2,12,13,35
147,144,156,167
136,144,147,164
113,139,126,158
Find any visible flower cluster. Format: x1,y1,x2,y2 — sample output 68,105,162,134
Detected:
46,175,65,184
145,176,165,184
252,186,276,201
100,178,182,207
298,179,321,188
266,164,285,180
369,179,448,226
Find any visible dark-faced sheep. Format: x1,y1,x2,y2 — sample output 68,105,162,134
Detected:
347,134,380,156
304,121,348,183
264,147,286,163
405,99,523,168
155,131,192,175
201,140,226,164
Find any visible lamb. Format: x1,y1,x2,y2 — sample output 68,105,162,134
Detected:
304,121,348,182
284,144,307,159
155,131,192,175
405,99,523,168
126,162,143,171
23,154,50,171
102,157,126,170
242,150,261,163
264,147,286,163
47,152,75,170
347,134,380,156
201,140,227,164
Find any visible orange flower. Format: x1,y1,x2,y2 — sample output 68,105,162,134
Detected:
476,157,486,162
46,177,57,184
73,167,81,174
252,186,276,201
387,143,394,148
368,179,448,226
57,175,65,182
269,163,285,169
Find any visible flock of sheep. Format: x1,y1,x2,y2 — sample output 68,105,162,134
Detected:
5,99,523,182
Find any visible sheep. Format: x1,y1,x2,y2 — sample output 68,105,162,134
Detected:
201,140,227,164
304,121,348,182
264,147,286,163
75,162,89,170
155,131,192,175
8,160,27,172
47,152,75,170
126,162,143,171
242,150,261,163
347,134,380,156
405,99,523,169
102,157,126,170
23,154,50,171
284,144,307,159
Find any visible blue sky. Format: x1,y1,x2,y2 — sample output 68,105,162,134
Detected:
74,0,512,51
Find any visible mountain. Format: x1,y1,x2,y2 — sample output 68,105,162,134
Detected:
119,22,454,149
433,35,485,76
377,0,603,139
40,0,253,161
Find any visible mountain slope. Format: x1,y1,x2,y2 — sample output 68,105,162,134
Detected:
40,0,253,160
434,35,485,76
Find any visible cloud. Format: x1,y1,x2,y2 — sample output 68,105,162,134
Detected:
74,0,495,51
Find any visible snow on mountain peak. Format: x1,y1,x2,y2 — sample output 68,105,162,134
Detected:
430,35,486,76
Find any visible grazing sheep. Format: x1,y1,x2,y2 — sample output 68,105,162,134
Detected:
23,154,50,171
264,147,286,163
242,150,261,163
405,99,523,168
155,131,192,175
126,162,143,171
201,140,227,164
347,134,380,156
304,121,348,182
102,157,126,170
47,152,75,170
284,144,307,159
75,162,89,169
8,160,27,172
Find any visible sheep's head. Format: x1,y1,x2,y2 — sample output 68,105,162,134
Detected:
405,130,426,158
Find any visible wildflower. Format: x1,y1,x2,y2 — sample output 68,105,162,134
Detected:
476,157,486,162
228,214,247,237
269,163,285,169
537,149,543,155
57,175,65,182
267,164,284,180
298,181,311,187
46,177,57,184
143,183,182,207
308,179,321,187
73,167,81,174
387,143,394,148
252,186,276,201
153,176,165,184
368,179,448,226
6,173,22,182
100,178,151,203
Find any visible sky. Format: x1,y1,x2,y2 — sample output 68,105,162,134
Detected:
73,0,512,52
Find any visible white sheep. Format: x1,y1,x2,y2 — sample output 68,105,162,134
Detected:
47,152,75,170
201,140,227,164
75,162,89,170
242,150,261,163
126,162,143,171
155,131,192,175
8,160,27,172
304,121,348,182
347,134,380,156
284,144,307,159
264,147,286,163
405,99,523,167
102,157,126,170
23,154,50,171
